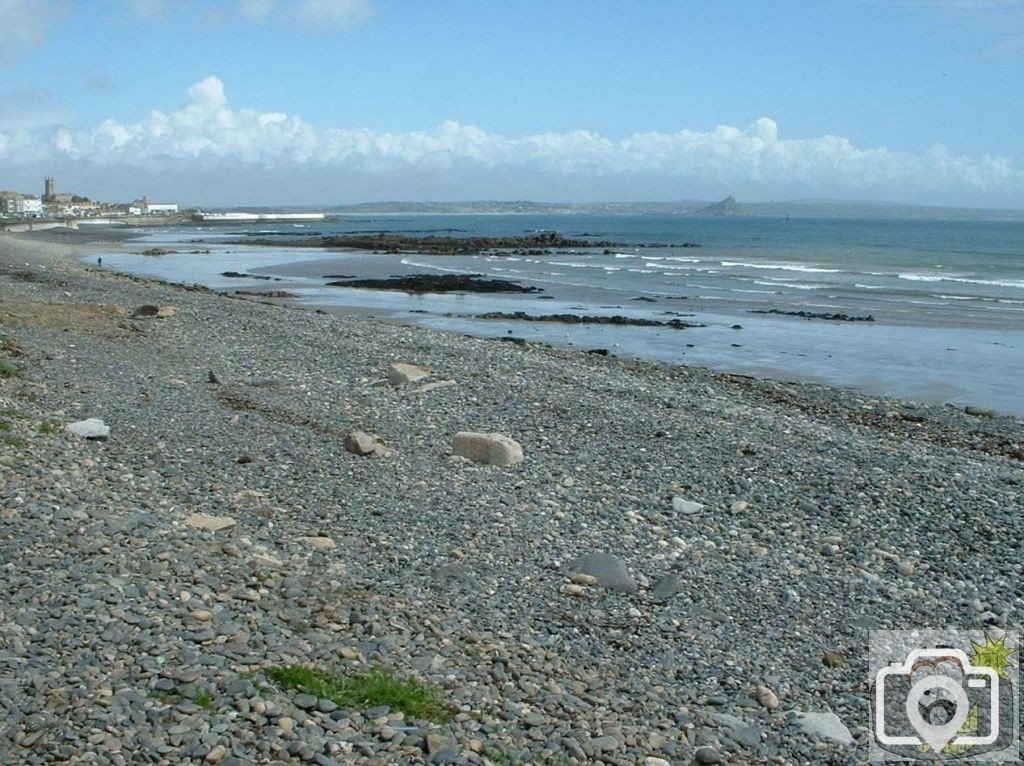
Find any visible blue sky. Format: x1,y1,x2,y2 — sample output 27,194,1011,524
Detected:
1,0,1022,207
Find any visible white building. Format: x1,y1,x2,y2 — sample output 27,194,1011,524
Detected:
129,198,179,215
17,196,43,216
1,193,44,217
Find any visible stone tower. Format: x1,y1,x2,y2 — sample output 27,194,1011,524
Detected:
44,177,55,200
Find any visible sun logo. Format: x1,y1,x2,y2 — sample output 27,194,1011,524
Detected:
969,633,1017,680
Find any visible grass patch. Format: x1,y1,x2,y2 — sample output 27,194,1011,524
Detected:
38,421,57,434
0,419,23,447
0,359,16,378
192,690,216,710
266,664,449,722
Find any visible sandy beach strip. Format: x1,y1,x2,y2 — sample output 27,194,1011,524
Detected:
1,230,1022,764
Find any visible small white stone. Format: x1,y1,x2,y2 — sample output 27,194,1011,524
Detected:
730,500,749,513
65,418,110,440
672,497,704,514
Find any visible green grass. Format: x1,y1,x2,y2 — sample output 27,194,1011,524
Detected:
0,359,16,378
0,419,23,448
266,664,449,722
38,421,57,434
192,690,216,710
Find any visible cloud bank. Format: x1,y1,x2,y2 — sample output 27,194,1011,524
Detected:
2,76,1020,204
0,0,66,66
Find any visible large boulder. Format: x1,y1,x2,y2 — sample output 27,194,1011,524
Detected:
451,431,523,466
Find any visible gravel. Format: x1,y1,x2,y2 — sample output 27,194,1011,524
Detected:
1,231,1022,764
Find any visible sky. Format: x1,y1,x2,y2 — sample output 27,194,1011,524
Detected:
1,0,1023,208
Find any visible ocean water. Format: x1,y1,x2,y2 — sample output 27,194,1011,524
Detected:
89,214,1024,415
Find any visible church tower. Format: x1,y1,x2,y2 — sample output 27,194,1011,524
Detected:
44,177,55,200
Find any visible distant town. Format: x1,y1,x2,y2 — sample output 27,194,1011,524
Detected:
0,177,180,221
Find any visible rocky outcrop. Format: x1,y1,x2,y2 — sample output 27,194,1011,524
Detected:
748,309,875,322
327,274,543,294
477,311,703,329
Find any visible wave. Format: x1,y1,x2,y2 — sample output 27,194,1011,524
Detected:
720,261,842,273
898,274,1024,289
753,280,830,290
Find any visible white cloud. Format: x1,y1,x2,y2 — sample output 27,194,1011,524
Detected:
298,0,371,27
117,0,370,27
0,0,66,66
123,0,167,18
7,76,1020,204
238,0,276,22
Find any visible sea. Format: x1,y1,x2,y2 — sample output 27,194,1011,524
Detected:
88,214,1024,416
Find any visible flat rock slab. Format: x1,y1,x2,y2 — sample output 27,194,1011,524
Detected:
567,552,637,594
388,362,430,386
295,536,336,550
452,431,524,466
411,379,457,394
65,418,110,440
792,711,853,745
185,513,237,532
650,573,682,600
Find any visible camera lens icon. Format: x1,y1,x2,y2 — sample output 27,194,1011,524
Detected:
875,648,1000,754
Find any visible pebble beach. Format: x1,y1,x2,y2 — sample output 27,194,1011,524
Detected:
1,230,1022,764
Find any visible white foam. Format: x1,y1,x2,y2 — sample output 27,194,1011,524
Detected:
753,280,829,290
721,261,842,273
899,273,1024,289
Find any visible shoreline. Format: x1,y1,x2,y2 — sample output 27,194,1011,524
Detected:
80,223,1024,416
2,231,1022,764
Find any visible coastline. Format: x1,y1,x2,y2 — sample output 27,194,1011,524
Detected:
2,231,1022,763
83,220,1024,416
